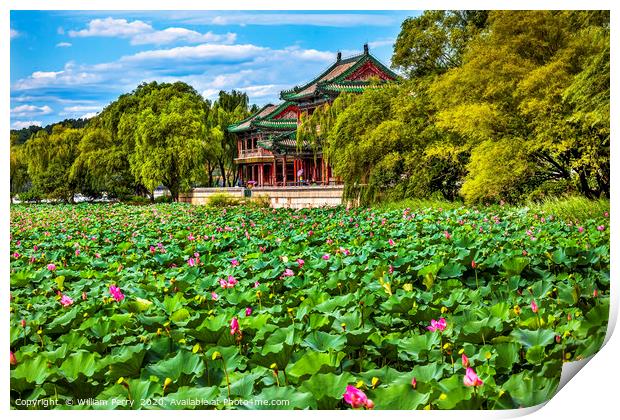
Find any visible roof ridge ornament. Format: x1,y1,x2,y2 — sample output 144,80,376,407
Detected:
363,43,369,55
336,51,342,62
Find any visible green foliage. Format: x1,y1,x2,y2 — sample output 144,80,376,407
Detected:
526,196,609,223
304,10,609,205
9,203,610,409
392,10,489,78
206,193,242,207
23,126,81,202
129,84,208,201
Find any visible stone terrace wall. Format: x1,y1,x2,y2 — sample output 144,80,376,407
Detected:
178,186,345,209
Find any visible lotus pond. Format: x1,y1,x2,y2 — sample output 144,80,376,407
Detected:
9,203,610,409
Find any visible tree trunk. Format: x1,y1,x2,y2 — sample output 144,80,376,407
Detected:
218,159,227,187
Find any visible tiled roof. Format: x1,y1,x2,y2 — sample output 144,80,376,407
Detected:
228,45,399,136
228,104,279,132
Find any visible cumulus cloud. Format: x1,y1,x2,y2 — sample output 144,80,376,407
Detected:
56,42,72,48
123,43,266,64
10,28,19,39
11,104,53,117
68,17,237,46
69,18,152,38
11,40,341,109
12,120,42,130
131,28,236,46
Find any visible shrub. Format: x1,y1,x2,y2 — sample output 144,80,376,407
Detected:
248,194,271,208
154,195,174,203
207,193,241,207
17,189,43,203
123,195,152,205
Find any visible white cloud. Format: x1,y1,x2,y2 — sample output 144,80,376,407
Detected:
12,121,42,130
56,42,72,48
10,28,19,39
123,43,267,64
69,17,152,38
131,28,236,46
79,112,99,119
68,17,237,47
31,71,62,79
11,104,53,117
241,85,279,97
64,105,102,113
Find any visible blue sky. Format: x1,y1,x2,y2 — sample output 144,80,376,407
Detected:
10,10,418,129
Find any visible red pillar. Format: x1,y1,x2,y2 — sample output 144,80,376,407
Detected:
282,156,287,186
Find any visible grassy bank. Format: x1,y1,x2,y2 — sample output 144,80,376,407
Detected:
374,196,610,222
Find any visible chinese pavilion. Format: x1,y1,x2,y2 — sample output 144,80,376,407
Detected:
228,44,398,187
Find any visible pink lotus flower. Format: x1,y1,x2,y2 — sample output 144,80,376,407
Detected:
253,281,260,288
388,265,394,274
340,247,351,256
21,319,26,328
231,259,239,266
33,245,38,251
444,231,452,240
13,252,20,259
109,285,125,302
471,260,477,269
245,307,252,316
597,225,605,231
188,233,195,241
411,377,417,389
462,353,470,368
297,259,305,268
95,253,101,259
427,318,447,332
10,351,17,366
75,249,80,257
47,264,56,271
82,291,87,300
577,226,584,233
60,295,73,307
322,254,330,260
187,258,196,267
343,385,373,409
211,292,219,300
150,245,156,253
388,239,395,246
463,367,483,387
604,211,609,217
530,300,538,313
230,317,239,335
283,269,294,277
227,275,238,287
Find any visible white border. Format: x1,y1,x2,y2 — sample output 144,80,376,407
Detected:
3,2,618,420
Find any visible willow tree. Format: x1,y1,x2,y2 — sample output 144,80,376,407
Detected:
24,126,82,202
130,85,209,201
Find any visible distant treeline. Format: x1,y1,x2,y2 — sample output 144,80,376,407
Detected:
10,83,258,202
11,118,90,145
